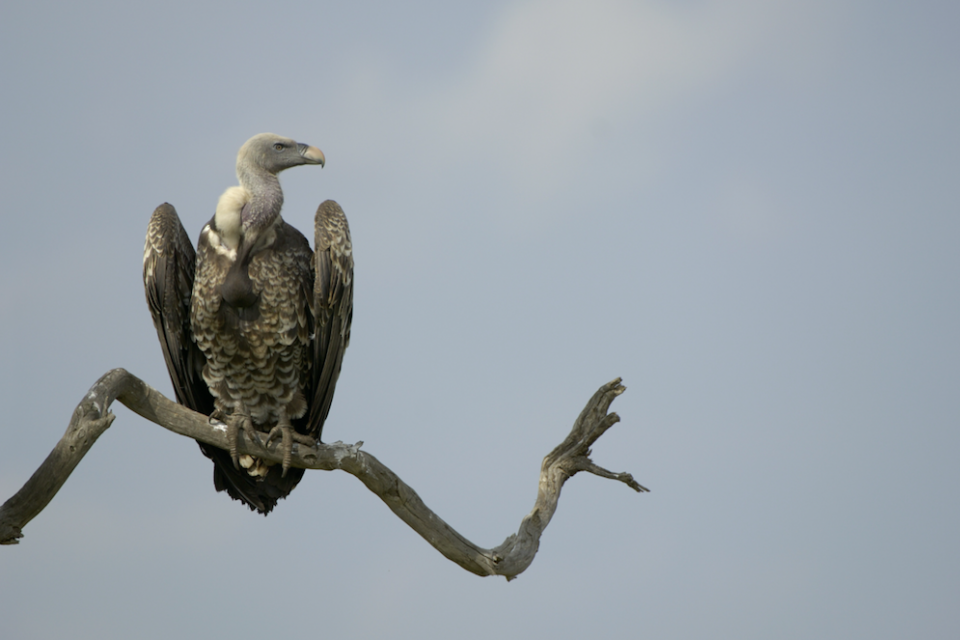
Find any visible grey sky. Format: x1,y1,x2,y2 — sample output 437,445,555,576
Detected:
1,1,958,638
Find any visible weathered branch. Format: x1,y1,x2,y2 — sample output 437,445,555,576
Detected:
0,369,646,579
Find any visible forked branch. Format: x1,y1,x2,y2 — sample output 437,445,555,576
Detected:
0,369,647,579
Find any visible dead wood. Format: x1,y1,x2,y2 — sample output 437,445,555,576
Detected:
0,368,646,579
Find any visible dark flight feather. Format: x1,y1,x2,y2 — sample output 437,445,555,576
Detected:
307,200,354,434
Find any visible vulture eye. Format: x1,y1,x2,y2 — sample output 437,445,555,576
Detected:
274,143,284,151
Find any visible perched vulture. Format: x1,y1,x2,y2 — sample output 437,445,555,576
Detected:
143,133,353,513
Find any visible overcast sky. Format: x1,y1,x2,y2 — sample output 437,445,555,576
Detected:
1,1,958,638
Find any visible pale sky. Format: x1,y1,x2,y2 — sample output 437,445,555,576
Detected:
1,1,958,638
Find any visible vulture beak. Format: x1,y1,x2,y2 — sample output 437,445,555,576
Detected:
297,143,325,167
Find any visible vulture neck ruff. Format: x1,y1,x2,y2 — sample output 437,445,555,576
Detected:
213,187,248,253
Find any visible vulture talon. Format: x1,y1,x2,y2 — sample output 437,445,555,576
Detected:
225,415,252,469
266,421,316,477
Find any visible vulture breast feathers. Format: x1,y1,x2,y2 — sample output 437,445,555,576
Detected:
143,133,353,514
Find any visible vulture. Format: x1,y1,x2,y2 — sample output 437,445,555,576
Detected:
143,133,353,513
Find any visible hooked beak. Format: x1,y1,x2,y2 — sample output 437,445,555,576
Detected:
297,143,325,167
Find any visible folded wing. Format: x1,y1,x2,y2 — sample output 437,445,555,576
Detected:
306,199,354,439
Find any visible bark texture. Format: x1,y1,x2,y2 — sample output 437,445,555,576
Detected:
0,369,647,579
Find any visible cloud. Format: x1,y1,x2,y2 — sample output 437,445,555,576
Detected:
419,1,822,187
332,0,837,234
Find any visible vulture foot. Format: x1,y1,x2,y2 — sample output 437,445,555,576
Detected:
265,420,316,477
223,414,253,470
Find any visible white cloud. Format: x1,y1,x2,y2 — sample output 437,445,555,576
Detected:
417,0,824,191
329,0,837,237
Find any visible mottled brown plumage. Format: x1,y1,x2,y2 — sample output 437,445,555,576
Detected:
143,134,353,513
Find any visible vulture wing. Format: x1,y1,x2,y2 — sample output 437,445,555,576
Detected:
305,200,354,439
143,203,213,416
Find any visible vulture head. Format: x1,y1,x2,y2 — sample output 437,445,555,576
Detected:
220,133,325,242
238,132,325,177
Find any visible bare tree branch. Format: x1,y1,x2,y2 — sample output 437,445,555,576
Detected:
0,369,647,579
